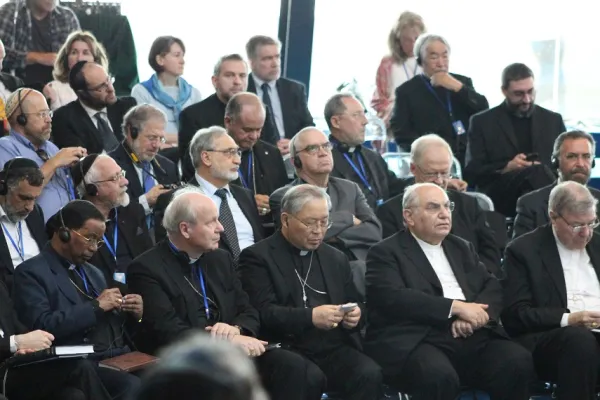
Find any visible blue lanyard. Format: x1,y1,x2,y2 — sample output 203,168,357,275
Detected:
342,152,378,198
64,170,76,200
102,208,118,263
403,62,418,79
238,152,252,189
1,221,24,261
195,264,210,320
421,75,453,118
73,266,99,297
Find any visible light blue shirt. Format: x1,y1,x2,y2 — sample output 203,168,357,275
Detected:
194,173,254,251
131,82,202,135
253,76,285,139
0,132,74,222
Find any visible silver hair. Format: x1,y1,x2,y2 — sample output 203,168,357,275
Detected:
76,154,112,197
410,133,453,165
163,185,206,234
245,35,281,60
402,182,446,209
281,184,332,215
189,126,228,168
289,127,327,164
552,130,596,160
414,33,451,62
323,93,355,130
121,103,167,135
549,181,598,216
213,53,247,76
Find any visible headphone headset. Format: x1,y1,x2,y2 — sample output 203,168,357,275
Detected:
58,207,71,243
293,155,302,169
128,124,139,140
0,157,41,195
13,88,32,127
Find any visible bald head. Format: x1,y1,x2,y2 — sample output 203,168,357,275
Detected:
290,127,328,158
6,89,52,145
224,92,266,150
403,182,452,245
225,92,265,122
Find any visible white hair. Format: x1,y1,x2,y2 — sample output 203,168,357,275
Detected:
402,182,447,209
163,186,208,234
548,181,598,216
410,133,453,165
414,33,451,62
76,153,111,197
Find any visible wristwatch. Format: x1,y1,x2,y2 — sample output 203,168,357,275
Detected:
233,325,243,335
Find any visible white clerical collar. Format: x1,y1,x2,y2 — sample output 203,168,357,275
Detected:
412,232,443,250
299,250,309,256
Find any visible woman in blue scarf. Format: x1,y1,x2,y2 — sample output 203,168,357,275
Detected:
132,36,202,149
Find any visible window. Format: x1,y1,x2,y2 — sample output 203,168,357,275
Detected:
309,0,600,129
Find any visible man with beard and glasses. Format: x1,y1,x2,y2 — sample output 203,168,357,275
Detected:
0,88,86,221
465,63,564,217
51,61,137,154
513,130,600,238
0,158,47,291
71,154,153,291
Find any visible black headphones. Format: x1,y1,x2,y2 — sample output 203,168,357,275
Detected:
15,88,31,126
58,206,71,243
128,124,139,140
0,157,40,195
329,136,352,154
293,155,303,169
551,153,596,171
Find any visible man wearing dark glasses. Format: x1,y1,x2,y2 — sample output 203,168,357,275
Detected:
0,88,86,221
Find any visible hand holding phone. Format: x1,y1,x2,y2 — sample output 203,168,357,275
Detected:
340,303,358,313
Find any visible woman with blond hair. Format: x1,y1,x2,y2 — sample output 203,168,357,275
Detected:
44,30,109,110
371,11,426,126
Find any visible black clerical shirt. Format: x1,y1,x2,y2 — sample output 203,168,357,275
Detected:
103,216,133,271
178,258,219,327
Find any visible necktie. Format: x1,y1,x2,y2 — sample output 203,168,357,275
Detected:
141,161,155,229
214,188,241,261
95,112,119,151
261,83,281,139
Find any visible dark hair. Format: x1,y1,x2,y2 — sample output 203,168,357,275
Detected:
552,130,596,159
1,158,43,191
46,200,104,238
501,63,534,89
148,36,185,74
323,93,353,130
69,60,90,92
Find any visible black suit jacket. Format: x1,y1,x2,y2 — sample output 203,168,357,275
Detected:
127,242,259,355
0,205,46,291
231,140,289,196
389,73,488,163
365,230,505,373
501,225,600,350
109,142,179,202
248,74,314,139
513,182,600,238
153,179,264,252
330,144,403,210
377,189,502,277
89,203,153,291
51,97,137,153
464,104,566,190
238,231,363,348
0,280,27,362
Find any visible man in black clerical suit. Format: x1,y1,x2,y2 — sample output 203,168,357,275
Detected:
464,63,564,217
390,33,488,164
128,187,321,400
13,200,142,400
503,181,600,399
240,184,383,400
513,129,600,238
0,158,46,290
0,280,112,400
246,35,314,155
51,61,136,154
377,134,501,277
366,183,534,400
71,154,153,290
154,126,263,260
109,104,178,226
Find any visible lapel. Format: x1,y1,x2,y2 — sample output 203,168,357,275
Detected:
45,250,81,305
539,226,568,307
107,101,123,138
399,232,443,294
201,252,226,319
25,207,46,249
316,245,344,304
441,239,472,300
586,235,600,288
530,107,543,153
252,141,271,194
230,185,259,236
270,233,304,307
117,144,144,198
0,232,12,271
275,79,292,136
247,75,257,94
332,148,354,181
358,148,384,199
495,105,519,153
327,178,340,209
74,101,103,151
152,157,169,183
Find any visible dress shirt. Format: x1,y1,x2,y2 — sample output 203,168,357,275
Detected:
134,161,157,215
554,229,600,327
0,205,39,267
252,75,285,139
0,131,72,221
195,173,254,250
79,101,111,131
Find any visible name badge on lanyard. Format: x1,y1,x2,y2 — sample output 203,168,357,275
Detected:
421,75,465,136
342,152,383,206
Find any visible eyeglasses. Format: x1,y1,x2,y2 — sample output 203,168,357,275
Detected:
35,149,49,162
422,201,455,213
557,212,600,233
297,142,333,155
205,148,242,158
88,76,115,92
23,110,53,119
416,165,452,181
287,213,332,231
70,229,104,249
144,134,167,144
93,170,126,184
337,111,367,119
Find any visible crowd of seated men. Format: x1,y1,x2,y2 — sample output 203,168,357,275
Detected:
1,1,600,399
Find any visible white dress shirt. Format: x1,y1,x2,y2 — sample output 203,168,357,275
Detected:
0,205,40,268
253,75,285,139
79,100,112,131
195,173,255,250
554,230,600,327
414,234,466,301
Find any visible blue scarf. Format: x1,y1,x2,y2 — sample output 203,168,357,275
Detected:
140,74,192,122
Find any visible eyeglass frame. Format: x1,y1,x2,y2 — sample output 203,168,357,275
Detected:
92,169,126,184
205,148,243,158
296,142,333,156
22,110,53,119
142,134,167,144
415,165,453,181
70,229,104,249
555,211,600,233
88,76,115,92
286,213,332,231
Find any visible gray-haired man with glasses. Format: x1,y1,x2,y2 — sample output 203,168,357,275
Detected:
377,133,502,277
270,127,382,300
503,180,600,399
